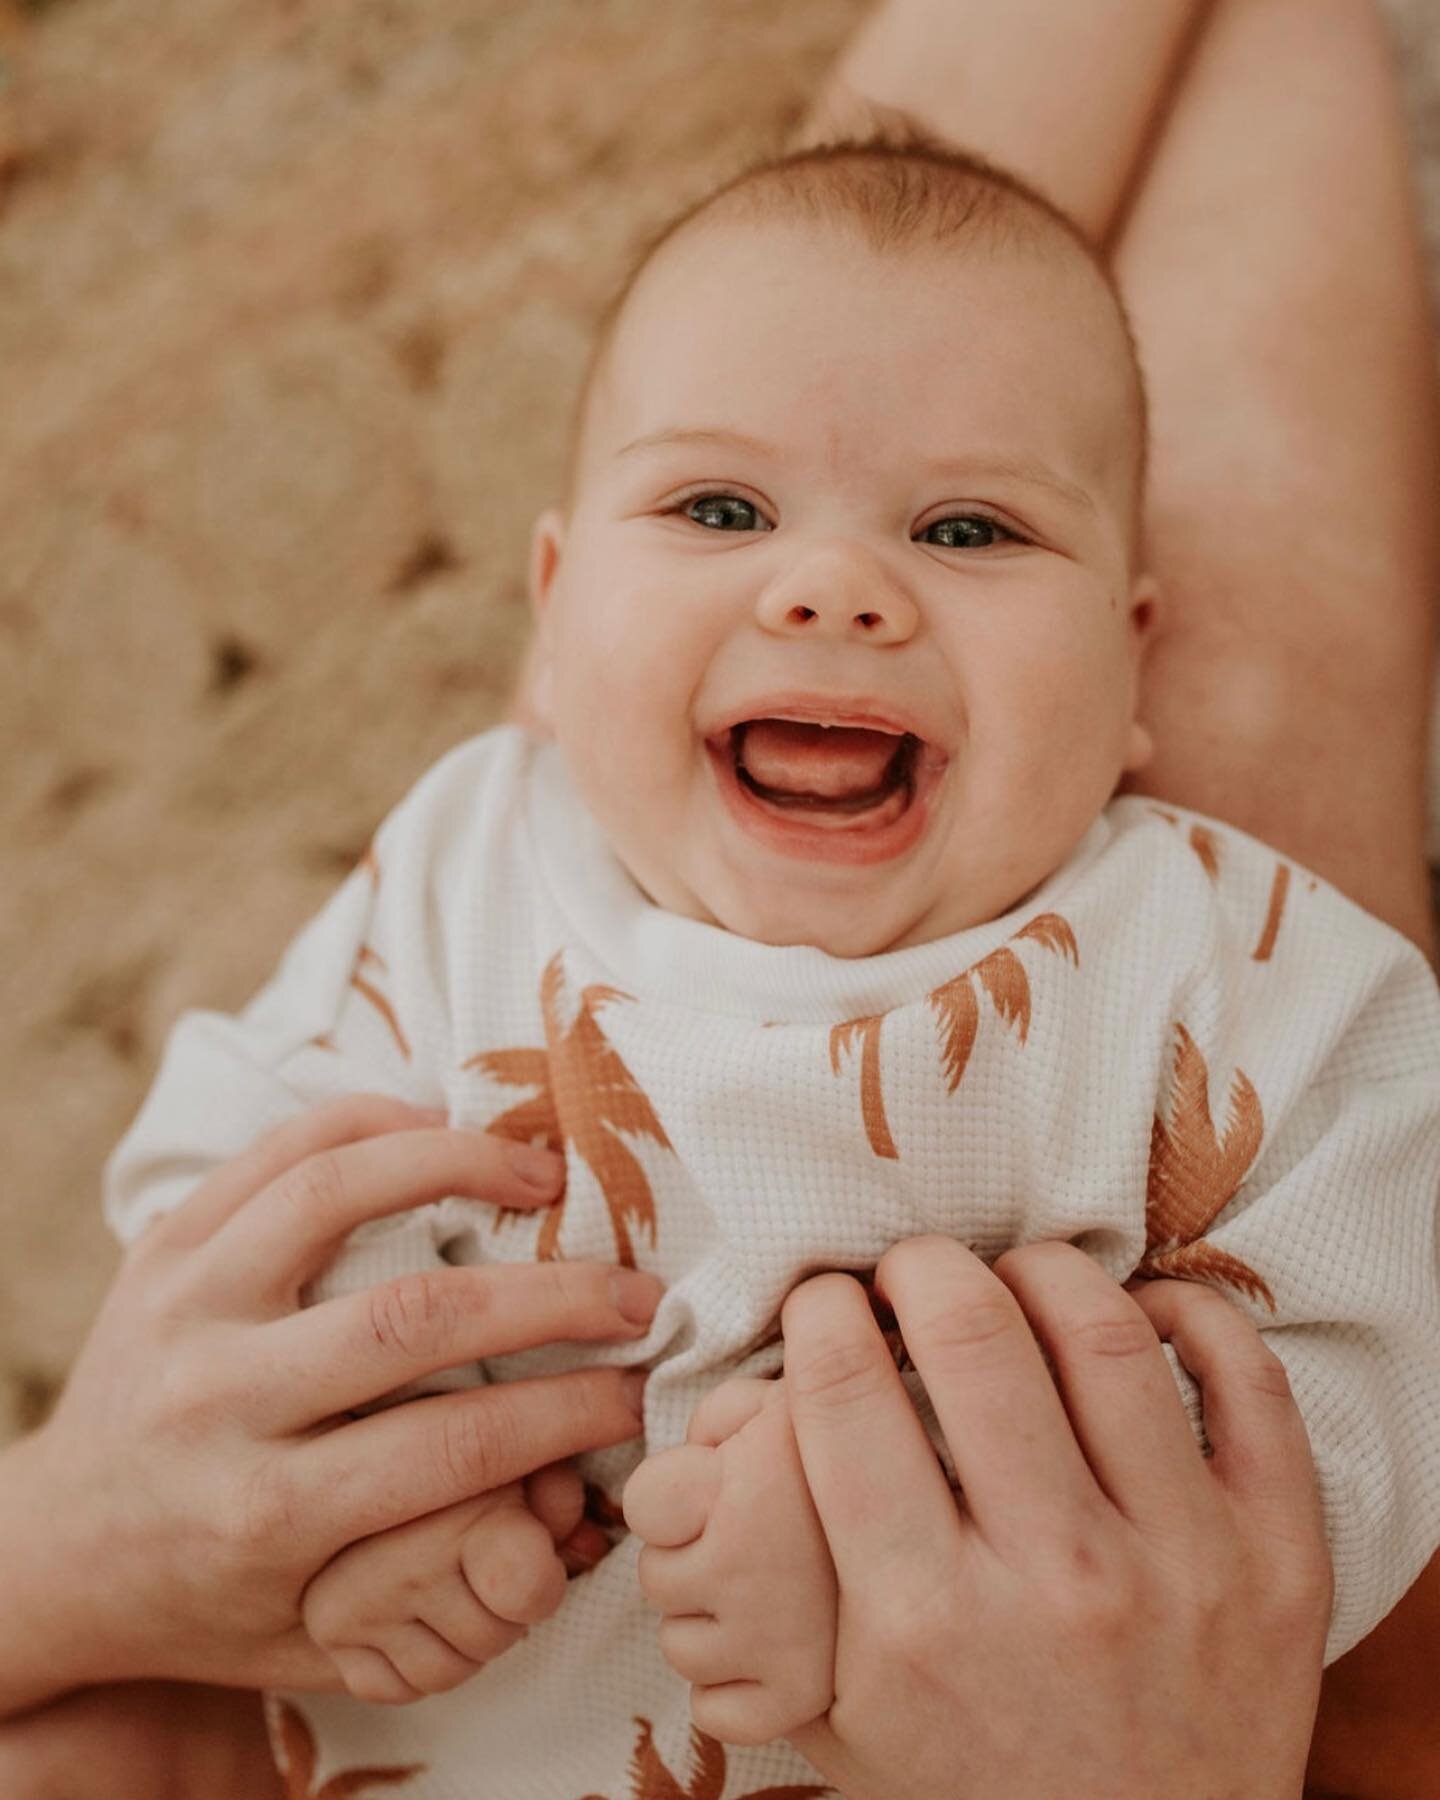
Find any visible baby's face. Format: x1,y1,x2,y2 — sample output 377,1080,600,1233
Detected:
529,219,1155,956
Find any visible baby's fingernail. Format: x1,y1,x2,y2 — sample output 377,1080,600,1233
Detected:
621,1368,648,1420
506,1142,565,1193
610,1268,663,1326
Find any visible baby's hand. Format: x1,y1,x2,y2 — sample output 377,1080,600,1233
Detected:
623,1377,837,1746
302,1462,588,1703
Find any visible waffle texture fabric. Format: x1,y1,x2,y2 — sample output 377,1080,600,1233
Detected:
106,724,1440,1800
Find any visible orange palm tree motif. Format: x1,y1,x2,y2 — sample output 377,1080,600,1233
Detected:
828,1014,897,1159
1139,1023,1275,1308
463,951,672,1266
271,1700,423,1798
831,912,1080,1160
1147,804,1221,882
580,1716,831,1800
1149,807,1293,960
307,846,411,1062
1252,861,1291,963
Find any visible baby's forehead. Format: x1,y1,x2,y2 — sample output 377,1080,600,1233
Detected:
573,215,1143,516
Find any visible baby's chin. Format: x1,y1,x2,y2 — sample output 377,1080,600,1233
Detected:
694,876,954,959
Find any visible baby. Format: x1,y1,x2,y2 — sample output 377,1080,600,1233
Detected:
106,132,1440,1796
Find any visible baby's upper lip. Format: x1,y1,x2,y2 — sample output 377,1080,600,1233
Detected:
703,691,949,749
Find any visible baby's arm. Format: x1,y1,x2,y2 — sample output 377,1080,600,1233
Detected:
624,1377,837,1747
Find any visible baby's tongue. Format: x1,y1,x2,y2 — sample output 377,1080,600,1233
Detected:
738,718,901,798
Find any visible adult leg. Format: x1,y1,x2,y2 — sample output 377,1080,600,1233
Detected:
1112,0,1438,958
1110,14,1440,1764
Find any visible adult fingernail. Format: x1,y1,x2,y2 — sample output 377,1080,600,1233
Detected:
621,1368,648,1420
610,1268,663,1326
506,1142,565,1192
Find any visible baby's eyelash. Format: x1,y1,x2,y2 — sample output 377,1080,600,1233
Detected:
662,491,1030,547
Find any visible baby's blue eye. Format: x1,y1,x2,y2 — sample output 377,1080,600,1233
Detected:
683,494,769,532
920,515,1013,549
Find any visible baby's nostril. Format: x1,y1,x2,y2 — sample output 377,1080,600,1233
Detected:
789,606,817,624
857,612,881,630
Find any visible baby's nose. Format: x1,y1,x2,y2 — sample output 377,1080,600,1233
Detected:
754,551,918,643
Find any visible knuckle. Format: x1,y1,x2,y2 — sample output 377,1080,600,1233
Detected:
785,1333,892,1413
1242,1344,1296,1405
1066,1310,1157,1362
906,1292,1020,1374
280,1151,349,1226
223,1461,305,1568
436,1396,516,1496
367,1271,462,1364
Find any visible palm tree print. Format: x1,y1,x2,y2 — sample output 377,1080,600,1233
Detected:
463,951,672,1266
270,1700,423,1798
307,846,411,1063
1148,807,1293,962
831,912,1080,1160
579,1716,831,1800
1139,1022,1274,1308
1252,861,1291,963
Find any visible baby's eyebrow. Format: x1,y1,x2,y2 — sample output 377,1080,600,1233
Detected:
615,427,1095,515
919,453,1096,515
616,426,776,460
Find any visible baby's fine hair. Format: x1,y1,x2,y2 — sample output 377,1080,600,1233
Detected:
562,110,1149,526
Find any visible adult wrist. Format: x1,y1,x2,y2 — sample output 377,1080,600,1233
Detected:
0,1427,132,1715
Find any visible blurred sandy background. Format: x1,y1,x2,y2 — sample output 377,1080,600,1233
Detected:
2,0,1438,1447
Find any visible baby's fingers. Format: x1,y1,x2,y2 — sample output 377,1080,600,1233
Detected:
461,1500,568,1625
623,1445,720,1548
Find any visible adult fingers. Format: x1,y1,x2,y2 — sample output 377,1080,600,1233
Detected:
258,1260,661,1427
293,1366,646,1550
781,1272,960,1595
198,1127,567,1306
148,1094,446,1252
1127,1278,1329,1567
875,1237,1104,1559
991,1242,1217,1539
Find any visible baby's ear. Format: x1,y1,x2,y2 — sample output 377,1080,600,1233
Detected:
518,508,566,733
1128,572,1161,646
528,506,566,619
1123,573,1161,774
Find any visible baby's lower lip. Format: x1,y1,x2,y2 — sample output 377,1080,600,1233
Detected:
703,731,946,867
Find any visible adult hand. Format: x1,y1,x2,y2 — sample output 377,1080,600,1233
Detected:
0,1094,655,1717
782,1236,1332,1800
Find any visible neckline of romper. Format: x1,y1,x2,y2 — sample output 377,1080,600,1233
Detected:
517,728,1114,1027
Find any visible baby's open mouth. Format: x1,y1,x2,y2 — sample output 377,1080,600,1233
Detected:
728,718,918,826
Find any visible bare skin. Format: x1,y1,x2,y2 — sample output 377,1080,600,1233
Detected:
626,0,1440,1791
5,0,1436,1793
0,1097,657,1796
629,1242,1332,1796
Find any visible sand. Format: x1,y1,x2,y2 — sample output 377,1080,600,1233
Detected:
1,0,1437,1444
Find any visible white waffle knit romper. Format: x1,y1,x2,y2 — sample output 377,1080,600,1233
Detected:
105,724,1440,1800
